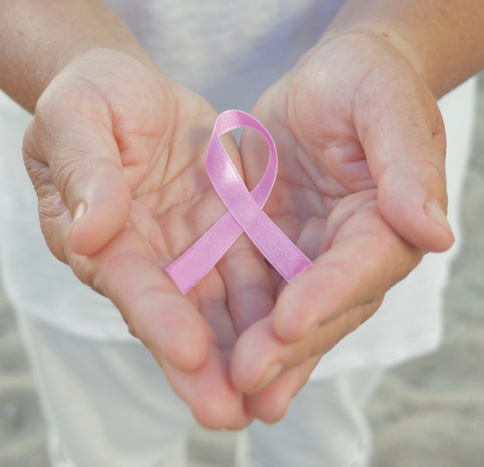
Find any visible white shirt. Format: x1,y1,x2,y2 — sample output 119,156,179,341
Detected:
0,0,475,379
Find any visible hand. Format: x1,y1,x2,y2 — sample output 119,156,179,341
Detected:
230,31,454,422
23,49,274,429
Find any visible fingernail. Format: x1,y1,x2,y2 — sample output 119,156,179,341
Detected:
264,415,286,426
424,199,454,238
248,362,283,395
72,202,87,225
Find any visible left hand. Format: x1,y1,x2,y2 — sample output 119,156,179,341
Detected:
229,31,454,423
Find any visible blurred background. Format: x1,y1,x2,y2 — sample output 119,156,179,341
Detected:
1,72,483,466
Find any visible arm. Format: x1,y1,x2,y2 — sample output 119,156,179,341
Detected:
325,0,484,98
0,0,152,112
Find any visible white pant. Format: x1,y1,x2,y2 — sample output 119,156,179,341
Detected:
19,314,382,467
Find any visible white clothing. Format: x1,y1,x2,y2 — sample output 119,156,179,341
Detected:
19,314,382,467
0,1,478,466
0,0,476,381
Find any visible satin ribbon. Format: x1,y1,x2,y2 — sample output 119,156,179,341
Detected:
166,110,311,293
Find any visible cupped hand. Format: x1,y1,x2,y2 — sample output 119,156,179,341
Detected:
22,49,274,429
231,31,454,422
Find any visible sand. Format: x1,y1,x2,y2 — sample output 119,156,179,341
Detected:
1,74,484,466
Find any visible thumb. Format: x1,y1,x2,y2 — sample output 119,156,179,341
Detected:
67,158,132,257
355,81,454,252
376,152,454,252
23,93,131,259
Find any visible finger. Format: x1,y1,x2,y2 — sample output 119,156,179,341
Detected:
377,161,453,252
353,71,454,252
272,200,422,342
231,300,378,396
24,82,132,258
231,315,297,394
162,344,253,430
245,353,322,424
217,235,274,336
74,225,212,372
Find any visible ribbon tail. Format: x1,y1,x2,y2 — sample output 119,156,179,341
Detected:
165,212,243,294
242,209,312,282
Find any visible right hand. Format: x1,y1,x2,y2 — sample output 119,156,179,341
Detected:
230,30,453,422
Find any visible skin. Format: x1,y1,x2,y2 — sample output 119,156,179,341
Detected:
1,0,484,428
231,32,449,420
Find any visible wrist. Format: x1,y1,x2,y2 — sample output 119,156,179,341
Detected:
318,26,436,98
321,0,484,99
0,0,153,113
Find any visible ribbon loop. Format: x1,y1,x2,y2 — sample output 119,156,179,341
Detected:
166,110,311,293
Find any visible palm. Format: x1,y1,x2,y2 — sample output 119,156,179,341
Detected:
240,37,414,300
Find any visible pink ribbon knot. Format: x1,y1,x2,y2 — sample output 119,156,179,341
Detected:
166,110,312,293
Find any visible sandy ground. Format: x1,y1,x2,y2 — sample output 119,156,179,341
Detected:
1,74,484,466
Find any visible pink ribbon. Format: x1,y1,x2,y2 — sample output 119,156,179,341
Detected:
166,110,311,293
